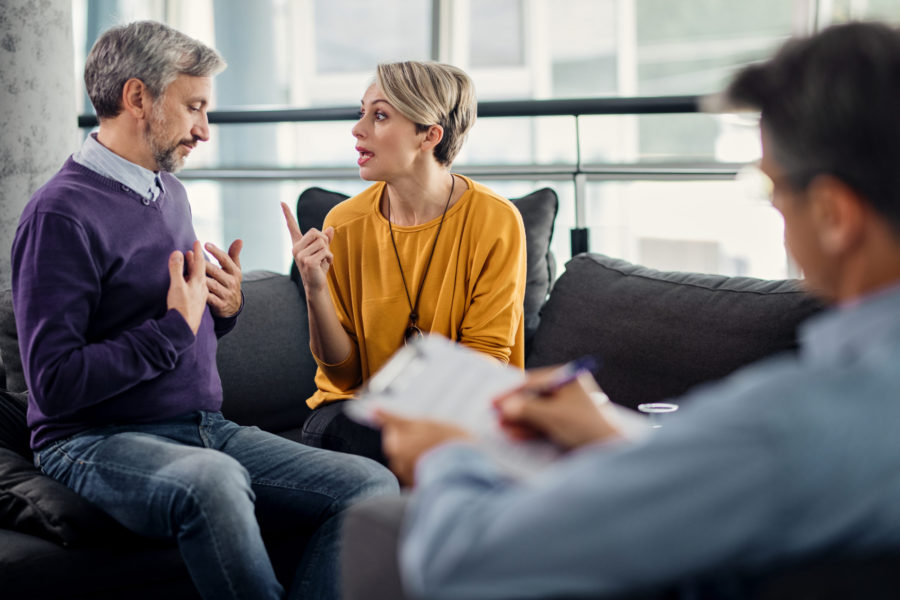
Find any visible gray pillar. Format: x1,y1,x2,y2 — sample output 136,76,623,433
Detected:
0,0,78,290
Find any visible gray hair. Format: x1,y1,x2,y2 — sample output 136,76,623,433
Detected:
85,21,226,119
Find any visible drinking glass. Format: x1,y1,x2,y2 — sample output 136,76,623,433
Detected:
637,402,679,429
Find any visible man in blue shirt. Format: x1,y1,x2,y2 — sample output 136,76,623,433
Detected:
349,21,900,600
12,20,397,600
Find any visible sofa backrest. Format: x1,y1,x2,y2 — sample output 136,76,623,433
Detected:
526,253,826,410
216,270,316,434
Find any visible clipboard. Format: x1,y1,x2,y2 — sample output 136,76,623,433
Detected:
343,335,563,478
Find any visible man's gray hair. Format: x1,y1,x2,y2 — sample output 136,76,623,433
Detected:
85,20,226,119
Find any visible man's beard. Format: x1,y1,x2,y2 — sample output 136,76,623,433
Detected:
144,106,190,173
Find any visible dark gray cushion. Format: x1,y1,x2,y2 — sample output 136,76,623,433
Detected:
290,185,558,349
510,188,558,349
0,290,26,393
0,390,29,459
526,253,826,410
217,271,315,432
0,390,129,546
298,186,346,234
0,528,192,597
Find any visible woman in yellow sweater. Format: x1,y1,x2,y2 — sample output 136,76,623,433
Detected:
282,61,527,463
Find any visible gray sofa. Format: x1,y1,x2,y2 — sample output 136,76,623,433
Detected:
0,185,560,599
3,183,893,598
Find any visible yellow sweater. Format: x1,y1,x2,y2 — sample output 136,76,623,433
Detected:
306,175,527,408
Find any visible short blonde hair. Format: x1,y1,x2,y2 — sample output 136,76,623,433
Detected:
376,61,476,166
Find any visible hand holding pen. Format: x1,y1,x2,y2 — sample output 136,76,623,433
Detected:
493,357,622,450
532,356,598,397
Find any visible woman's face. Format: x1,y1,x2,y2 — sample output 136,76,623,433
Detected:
351,83,426,181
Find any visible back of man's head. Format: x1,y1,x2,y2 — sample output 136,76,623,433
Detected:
84,20,226,120
726,21,900,235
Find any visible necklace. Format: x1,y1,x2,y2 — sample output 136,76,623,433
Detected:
387,173,456,345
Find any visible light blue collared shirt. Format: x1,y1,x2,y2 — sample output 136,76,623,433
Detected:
402,284,900,599
73,133,163,203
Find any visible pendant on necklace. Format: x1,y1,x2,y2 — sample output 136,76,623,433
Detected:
404,324,424,345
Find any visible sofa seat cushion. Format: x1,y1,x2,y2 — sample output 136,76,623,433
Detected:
0,528,196,599
526,253,825,410
290,185,558,351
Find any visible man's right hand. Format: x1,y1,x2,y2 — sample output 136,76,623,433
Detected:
167,240,209,335
493,368,622,450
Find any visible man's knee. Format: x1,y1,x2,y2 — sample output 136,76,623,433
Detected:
330,454,400,514
169,449,254,514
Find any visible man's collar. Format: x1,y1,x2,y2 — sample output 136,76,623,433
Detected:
801,282,900,365
73,132,163,202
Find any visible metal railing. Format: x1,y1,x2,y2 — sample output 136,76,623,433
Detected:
78,94,748,255
77,95,701,128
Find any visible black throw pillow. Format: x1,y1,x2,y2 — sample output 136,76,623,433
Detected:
0,290,26,393
0,390,29,459
509,187,558,349
0,390,130,546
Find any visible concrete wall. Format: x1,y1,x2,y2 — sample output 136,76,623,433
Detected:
0,0,77,290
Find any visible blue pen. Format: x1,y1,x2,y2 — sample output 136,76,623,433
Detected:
536,356,598,396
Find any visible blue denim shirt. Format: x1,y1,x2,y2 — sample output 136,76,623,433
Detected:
401,284,900,599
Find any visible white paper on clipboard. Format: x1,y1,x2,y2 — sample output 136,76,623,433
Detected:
343,335,564,478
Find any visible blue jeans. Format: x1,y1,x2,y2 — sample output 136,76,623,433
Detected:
35,411,398,600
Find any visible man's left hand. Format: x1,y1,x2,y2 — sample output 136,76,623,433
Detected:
205,240,243,318
377,410,472,487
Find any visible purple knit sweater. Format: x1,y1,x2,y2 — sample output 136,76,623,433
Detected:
11,157,236,449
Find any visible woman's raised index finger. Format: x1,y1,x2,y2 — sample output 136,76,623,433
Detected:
280,202,303,241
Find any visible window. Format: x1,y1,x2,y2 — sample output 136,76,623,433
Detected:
313,0,431,73
73,0,893,278
470,0,525,68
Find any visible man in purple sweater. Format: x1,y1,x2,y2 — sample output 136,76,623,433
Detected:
11,20,397,600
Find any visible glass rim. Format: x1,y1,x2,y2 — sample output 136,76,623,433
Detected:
637,402,679,414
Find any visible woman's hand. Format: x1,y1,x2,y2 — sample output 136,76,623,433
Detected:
280,203,355,364
281,202,335,294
